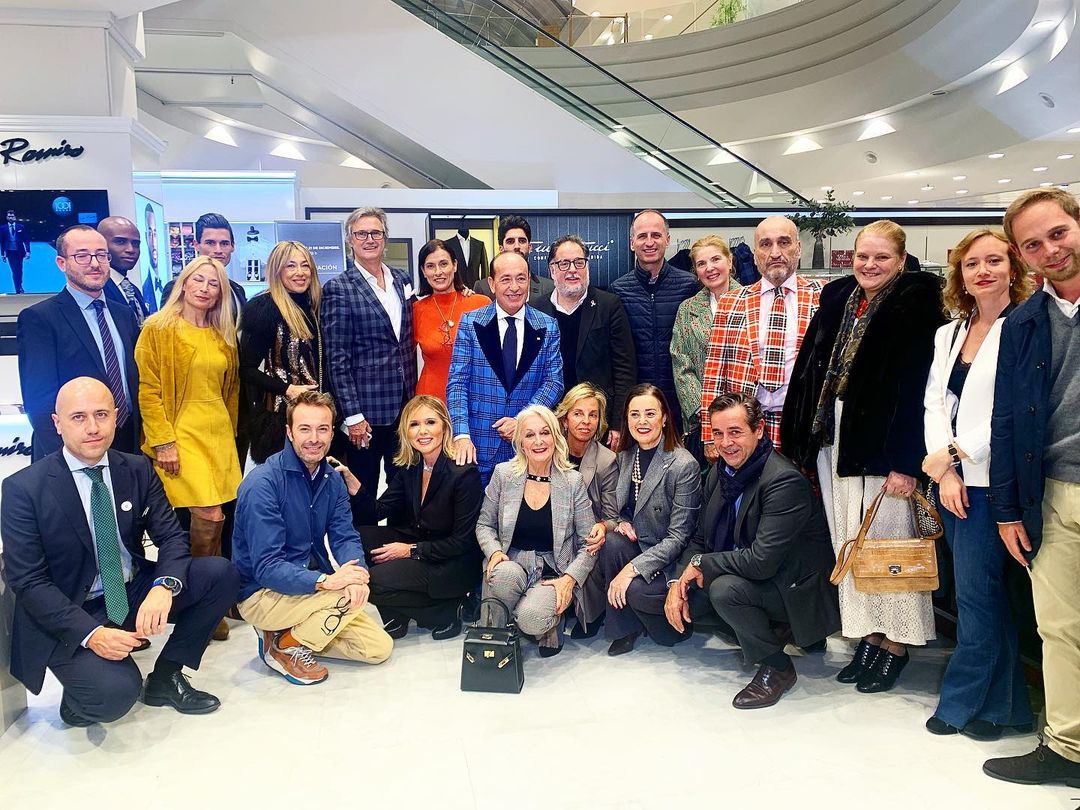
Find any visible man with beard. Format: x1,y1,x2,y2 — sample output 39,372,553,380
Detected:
232,391,393,686
533,234,636,446
983,188,1080,788
99,216,150,327
700,216,821,455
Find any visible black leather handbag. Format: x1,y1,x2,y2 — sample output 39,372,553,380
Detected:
460,598,524,694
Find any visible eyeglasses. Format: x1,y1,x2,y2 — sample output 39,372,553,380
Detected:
549,258,587,272
67,251,111,266
351,229,385,242
322,595,351,636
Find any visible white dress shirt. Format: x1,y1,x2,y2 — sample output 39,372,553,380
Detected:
1044,279,1080,318
344,263,404,427
549,288,587,315
457,233,471,265
756,274,800,412
495,301,525,364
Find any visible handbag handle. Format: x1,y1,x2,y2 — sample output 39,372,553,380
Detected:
478,597,515,629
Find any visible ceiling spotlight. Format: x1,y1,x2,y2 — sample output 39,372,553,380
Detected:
852,190,865,196
952,175,967,180
204,125,237,147
921,185,934,191
956,190,969,195
270,142,305,161
859,119,896,141
1067,126,1080,134
881,195,893,201
864,151,879,164
1033,166,1049,172
907,200,919,204
663,14,673,21
1040,182,1055,187
590,10,600,16
988,153,1005,159
998,178,1012,184
1058,153,1075,160
644,33,653,40
1039,93,1056,109
998,64,1028,94
784,136,822,155
341,155,374,170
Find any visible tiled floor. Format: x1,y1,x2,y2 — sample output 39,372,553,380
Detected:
0,624,1073,809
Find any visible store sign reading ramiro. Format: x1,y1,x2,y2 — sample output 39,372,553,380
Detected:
0,136,86,165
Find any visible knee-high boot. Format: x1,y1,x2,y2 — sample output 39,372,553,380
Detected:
189,514,230,641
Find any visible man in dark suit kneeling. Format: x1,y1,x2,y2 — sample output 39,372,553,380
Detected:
1,377,239,727
644,391,839,709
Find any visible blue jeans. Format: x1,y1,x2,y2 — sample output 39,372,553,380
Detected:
935,486,1033,728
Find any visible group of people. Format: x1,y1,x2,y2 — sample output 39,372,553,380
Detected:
2,191,1078,789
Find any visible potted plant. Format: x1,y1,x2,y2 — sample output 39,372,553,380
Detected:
710,0,746,27
788,189,856,270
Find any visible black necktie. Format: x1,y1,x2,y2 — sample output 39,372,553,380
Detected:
90,299,130,426
502,316,517,384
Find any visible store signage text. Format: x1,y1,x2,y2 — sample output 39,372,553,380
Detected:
0,137,86,165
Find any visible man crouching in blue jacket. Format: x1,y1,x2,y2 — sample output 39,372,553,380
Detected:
233,390,393,685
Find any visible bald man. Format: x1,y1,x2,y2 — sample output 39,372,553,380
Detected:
98,216,149,327
1,378,239,727
700,216,822,452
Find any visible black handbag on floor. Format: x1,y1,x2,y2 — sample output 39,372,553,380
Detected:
460,598,524,694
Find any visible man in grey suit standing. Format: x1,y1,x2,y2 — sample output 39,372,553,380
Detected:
653,392,839,709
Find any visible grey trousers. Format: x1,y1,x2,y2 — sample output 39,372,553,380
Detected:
483,558,562,647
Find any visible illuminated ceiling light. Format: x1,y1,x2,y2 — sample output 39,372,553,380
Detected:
1040,182,1055,187
1068,127,1080,134
988,152,1005,159
956,189,969,195
907,200,919,204
270,142,306,161
784,136,822,155
921,185,934,191
643,154,669,171
1033,166,1049,172
997,64,1028,94
708,150,738,165
609,130,633,147
998,178,1011,184
663,14,673,21
881,195,893,201
1058,153,1075,160
952,175,967,180
858,119,896,141
851,190,865,196
341,155,374,169
590,10,600,17
644,33,653,40
820,186,833,191
204,125,237,147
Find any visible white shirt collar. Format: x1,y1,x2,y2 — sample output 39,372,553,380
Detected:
494,301,525,322
759,273,798,296
549,288,587,315
356,262,392,283
63,447,110,472
1043,280,1080,318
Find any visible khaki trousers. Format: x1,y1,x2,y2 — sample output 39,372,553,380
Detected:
1031,478,1080,763
239,588,393,664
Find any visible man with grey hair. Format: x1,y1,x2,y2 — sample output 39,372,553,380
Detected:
322,207,416,525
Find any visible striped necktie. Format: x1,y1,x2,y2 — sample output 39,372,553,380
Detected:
89,299,130,426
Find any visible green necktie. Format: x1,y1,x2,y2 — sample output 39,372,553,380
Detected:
80,466,129,625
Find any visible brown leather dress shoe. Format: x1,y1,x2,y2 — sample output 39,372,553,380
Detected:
732,665,797,709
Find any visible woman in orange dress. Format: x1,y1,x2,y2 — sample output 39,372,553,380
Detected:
413,238,490,401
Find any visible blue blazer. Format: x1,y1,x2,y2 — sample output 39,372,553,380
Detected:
446,304,564,482
16,288,140,460
322,262,416,426
103,276,150,323
0,450,191,694
989,290,1055,559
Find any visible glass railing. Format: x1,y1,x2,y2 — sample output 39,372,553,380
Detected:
389,0,808,209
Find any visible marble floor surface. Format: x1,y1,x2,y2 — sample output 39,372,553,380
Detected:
0,623,1074,810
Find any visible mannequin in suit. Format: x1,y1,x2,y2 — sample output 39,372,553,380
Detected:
17,225,140,461
0,378,239,726
442,218,489,291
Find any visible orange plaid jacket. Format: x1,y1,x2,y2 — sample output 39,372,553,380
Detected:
700,275,822,444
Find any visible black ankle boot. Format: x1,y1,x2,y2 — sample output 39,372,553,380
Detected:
837,639,880,683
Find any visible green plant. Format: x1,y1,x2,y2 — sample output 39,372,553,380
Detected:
787,189,856,240
710,0,746,27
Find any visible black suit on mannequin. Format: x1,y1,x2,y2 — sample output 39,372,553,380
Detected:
443,232,489,291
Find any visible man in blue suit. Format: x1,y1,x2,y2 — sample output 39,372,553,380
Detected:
447,250,564,484
17,225,139,461
1,209,30,294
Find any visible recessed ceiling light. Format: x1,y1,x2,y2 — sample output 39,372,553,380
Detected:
784,136,822,155
204,125,237,147
858,119,896,141
921,185,934,191
707,149,737,165
644,33,653,40
907,200,919,204
590,10,600,16
852,191,865,196
820,186,833,191
270,142,305,161
1067,127,1080,134
988,153,1005,159
998,178,1012,184
952,175,967,180
998,64,1028,94
1040,182,1055,187
904,171,919,178
956,190,969,195
663,14,673,21
881,195,893,201
1058,153,1075,160
341,155,374,170
1034,166,1049,172
1032,19,1057,29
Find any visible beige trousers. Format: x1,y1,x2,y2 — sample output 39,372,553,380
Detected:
1031,478,1080,763
239,588,393,664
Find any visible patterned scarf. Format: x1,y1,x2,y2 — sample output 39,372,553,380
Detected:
810,275,900,447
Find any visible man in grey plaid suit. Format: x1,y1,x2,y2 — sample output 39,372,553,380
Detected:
323,207,416,523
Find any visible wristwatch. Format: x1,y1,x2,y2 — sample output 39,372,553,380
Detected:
947,443,962,467
690,554,703,569
315,573,328,591
409,544,420,560
152,576,182,595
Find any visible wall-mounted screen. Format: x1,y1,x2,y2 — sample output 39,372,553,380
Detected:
134,192,167,313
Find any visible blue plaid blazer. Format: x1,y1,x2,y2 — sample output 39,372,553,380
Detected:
446,304,564,482
322,262,417,426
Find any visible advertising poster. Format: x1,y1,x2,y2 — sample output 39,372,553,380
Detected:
518,213,633,290
134,192,167,313
275,220,347,283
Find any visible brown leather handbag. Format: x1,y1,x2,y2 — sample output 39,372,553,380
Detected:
830,487,943,594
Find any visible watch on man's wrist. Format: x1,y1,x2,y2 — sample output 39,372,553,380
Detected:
409,544,420,560
947,443,962,466
152,576,181,595
690,554,703,569
315,573,328,590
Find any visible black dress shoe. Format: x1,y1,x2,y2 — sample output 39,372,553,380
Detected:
607,631,640,657
141,671,220,715
431,618,462,641
856,649,909,693
836,640,881,683
460,591,481,624
801,638,827,654
962,719,1035,741
732,665,797,709
383,617,409,640
984,744,1080,787
570,615,603,640
59,698,93,727
538,644,563,658
925,715,960,736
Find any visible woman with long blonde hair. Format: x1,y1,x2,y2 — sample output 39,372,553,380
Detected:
239,241,324,463
136,255,241,640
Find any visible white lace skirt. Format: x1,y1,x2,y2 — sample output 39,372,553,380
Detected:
816,401,936,645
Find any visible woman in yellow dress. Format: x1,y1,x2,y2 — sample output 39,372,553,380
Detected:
136,255,241,639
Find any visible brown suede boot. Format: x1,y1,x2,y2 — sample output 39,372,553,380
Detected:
189,514,230,641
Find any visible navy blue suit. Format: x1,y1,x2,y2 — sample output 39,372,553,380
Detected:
17,288,140,461
0,450,239,720
1,220,30,293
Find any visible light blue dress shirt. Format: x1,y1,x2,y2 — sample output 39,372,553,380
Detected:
66,284,132,410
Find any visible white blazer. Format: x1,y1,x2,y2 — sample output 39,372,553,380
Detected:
923,316,1007,487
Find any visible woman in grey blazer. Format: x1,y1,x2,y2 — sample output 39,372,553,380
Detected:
477,405,601,657
555,383,619,638
597,384,702,656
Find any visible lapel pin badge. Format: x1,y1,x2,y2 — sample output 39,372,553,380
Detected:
120,501,133,512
